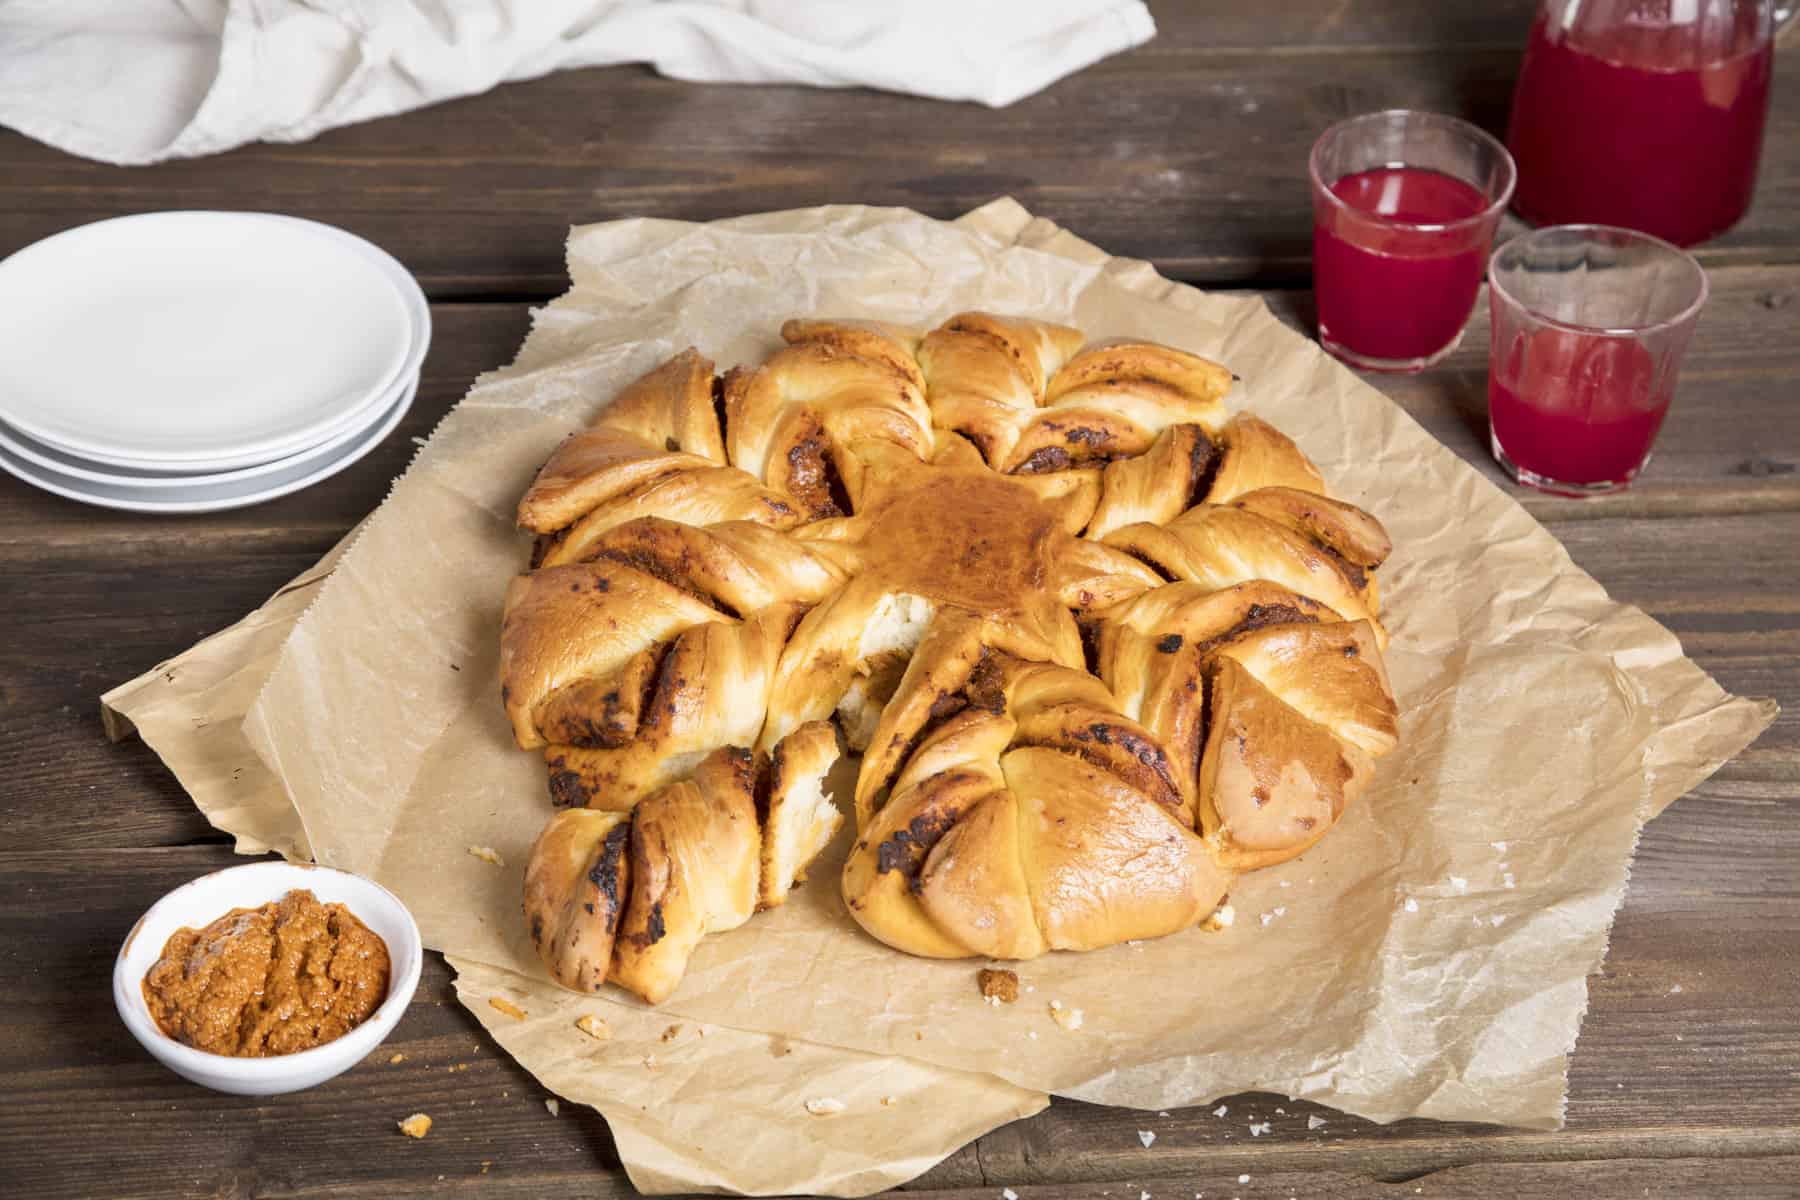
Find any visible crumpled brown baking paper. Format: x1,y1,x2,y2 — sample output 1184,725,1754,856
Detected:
106,199,1774,1194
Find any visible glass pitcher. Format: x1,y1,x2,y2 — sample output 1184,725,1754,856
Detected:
1506,0,1796,246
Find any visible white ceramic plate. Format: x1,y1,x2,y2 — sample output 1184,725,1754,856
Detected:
0,372,415,513
0,362,415,489
0,212,428,470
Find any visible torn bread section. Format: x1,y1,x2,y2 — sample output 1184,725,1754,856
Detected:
525,726,845,1005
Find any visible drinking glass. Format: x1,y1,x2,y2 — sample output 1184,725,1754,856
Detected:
1506,0,1795,248
1488,225,1709,497
1310,111,1517,373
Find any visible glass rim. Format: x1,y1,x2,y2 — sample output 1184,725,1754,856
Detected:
1488,223,1711,339
1308,109,1518,234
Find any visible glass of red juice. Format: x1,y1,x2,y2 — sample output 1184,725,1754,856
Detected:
1506,0,1791,248
1488,225,1709,497
1310,110,1516,373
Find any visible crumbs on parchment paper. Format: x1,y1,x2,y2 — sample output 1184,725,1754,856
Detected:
489,997,527,1021
467,845,504,866
1048,1000,1084,1031
804,1097,846,1116
397,1113,433,1138
978,968,1020,1005
575,1014,612,1041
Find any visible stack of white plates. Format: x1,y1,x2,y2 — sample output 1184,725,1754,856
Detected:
0,212,430,514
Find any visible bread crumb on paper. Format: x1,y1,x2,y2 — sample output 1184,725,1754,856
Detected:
1670,983,1683,994
1403,897,1419,913
575,1014,612,1041
545,1099,560,1117
978,967,1020,1004
1048,1000,1084,1031
804,1097,846,1116
1450,876,1469,892
642,1053,659,1071
1491,840,1508,852
1503,872,1516,889
1307,1114,1327,1130
387,1052,405,1064
397,1113,433,1139
1202,903,1235,931
1138,1129,1156,1148
882,1096,897,1107
660,1023,683,1042
489,997,528,1021
467,845,504,866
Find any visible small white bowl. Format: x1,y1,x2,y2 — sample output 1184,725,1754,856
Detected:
113,861,422,1095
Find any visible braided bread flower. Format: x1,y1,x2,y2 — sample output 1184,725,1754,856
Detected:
502,314,1398,1002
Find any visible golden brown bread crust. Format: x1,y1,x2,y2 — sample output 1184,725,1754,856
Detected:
523,808,631,993
504,314,1400,999
610,746,762,1004
597,348,727,464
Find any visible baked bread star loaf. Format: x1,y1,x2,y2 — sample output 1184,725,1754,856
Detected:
502,313,1399,1002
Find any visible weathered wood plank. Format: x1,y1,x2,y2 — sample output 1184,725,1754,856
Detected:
2,511,1795,851
7,504,1793,849
2,785,1794,1196
919,1159,1800,1200
0,284,1792,854
0,4,1793,296
1261,263,1800,520
1,263,1796,552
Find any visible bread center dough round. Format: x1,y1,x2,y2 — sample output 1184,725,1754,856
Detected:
852,463,1060,615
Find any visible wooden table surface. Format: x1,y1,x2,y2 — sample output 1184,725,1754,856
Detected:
3,3,1797,1197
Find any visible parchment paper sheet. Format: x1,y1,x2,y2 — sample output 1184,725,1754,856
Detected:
453,956,1043,1196
106,199,1773,1194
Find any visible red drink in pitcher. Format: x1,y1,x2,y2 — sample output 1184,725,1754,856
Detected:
1506,3,1778,247
1313,167,1491,364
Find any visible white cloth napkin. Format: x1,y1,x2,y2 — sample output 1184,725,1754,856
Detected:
0,0,1155,166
